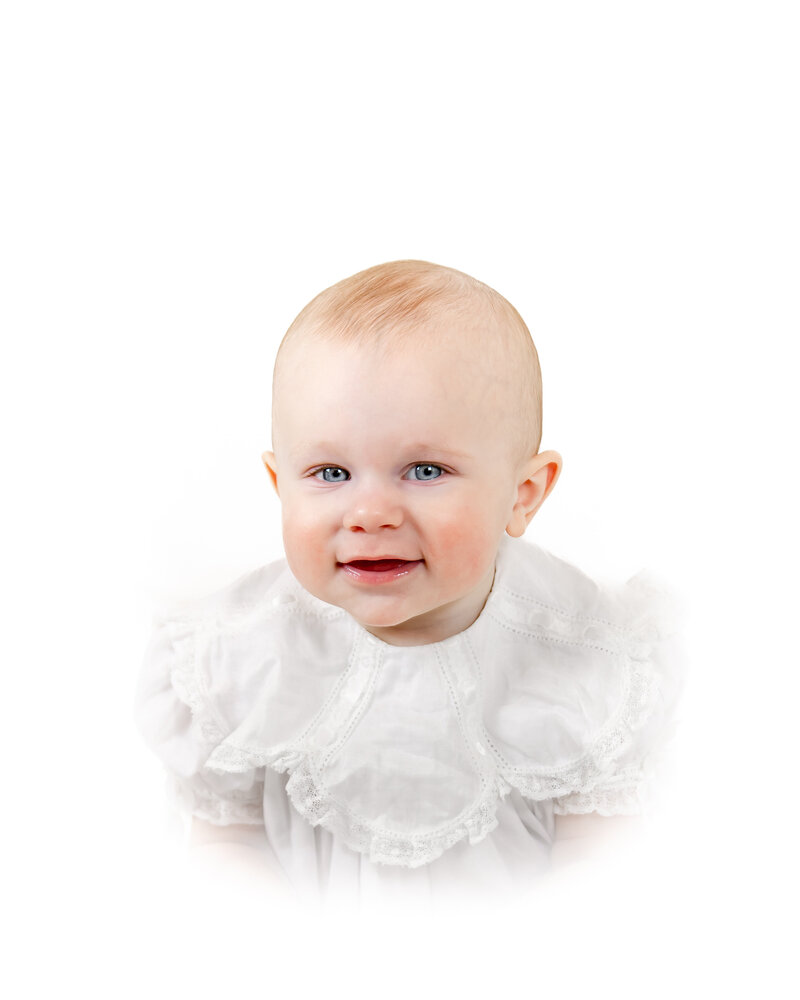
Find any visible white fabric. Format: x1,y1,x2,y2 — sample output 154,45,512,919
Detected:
136,536,682,901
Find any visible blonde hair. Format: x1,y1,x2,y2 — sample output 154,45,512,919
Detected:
273,260,543,459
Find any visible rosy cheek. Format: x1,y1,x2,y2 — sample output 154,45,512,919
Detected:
284,516,319,543
428,516,496,579
281,512,324,564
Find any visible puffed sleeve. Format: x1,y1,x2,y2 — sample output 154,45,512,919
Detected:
135,615,265,826
549,574,687,817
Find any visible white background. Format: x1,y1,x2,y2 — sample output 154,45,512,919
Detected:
3,1,797,995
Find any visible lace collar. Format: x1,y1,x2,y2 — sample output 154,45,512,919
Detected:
169,537,669,867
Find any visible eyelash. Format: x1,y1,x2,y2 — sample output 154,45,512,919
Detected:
310,464,447,483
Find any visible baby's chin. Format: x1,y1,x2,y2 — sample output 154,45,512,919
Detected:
348,605,431,631
298,583,429,632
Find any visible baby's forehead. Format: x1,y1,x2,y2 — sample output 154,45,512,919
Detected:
274,324,530,442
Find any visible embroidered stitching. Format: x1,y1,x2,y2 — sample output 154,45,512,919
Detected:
496,585,633,632
319,640,382,769
486,611,620,656
434,645,488,791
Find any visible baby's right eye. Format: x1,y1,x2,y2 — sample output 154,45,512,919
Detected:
313,466,350,483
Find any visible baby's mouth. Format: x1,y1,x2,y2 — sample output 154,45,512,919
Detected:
338,557,424,583
343,559,415,572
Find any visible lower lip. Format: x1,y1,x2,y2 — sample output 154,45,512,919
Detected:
339,559,423,584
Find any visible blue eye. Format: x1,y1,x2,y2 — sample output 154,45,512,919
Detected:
314,466,350,483
405,464,444,481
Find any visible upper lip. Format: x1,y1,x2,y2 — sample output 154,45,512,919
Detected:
337,555,421,564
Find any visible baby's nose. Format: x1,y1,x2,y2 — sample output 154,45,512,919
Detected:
342,485,403,532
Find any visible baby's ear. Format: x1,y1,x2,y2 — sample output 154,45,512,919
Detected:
262,451,280,496
506,450,562,538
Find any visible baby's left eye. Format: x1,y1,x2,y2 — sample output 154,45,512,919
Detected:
404,464,445,481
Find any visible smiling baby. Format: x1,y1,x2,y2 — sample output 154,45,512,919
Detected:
137,260,682,903
263,261,561,646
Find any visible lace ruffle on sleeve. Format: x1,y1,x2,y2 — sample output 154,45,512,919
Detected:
135,614,265,826
547,573,686,817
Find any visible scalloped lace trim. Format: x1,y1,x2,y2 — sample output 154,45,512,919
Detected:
172,600,665,865
168,625,227,747
494,653,657,802
202,644,657,865
285,757,508,868
552,770,644,817
207,740,512,867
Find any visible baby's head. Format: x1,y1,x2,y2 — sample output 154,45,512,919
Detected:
264,261,561,646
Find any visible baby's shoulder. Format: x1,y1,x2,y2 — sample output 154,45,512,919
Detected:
488,537,685,815
154,557,293,629
498,536,680,638
142,555,353,730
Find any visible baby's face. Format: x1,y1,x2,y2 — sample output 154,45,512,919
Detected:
267,333,545,645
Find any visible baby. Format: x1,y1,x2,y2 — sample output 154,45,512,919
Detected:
137,260,680,902
264,260,560,647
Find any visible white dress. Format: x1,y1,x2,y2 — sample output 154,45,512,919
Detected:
136,536,683,903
